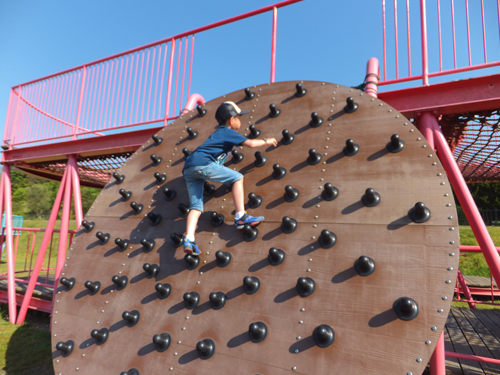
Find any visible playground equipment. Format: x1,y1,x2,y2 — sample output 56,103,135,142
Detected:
51,81,459,374
2,0,500,373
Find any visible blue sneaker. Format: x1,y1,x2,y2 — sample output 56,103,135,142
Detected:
234,213,265,229
183,238,201,256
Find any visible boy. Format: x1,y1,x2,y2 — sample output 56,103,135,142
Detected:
182,101,278,255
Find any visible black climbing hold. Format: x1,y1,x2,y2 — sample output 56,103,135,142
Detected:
272,164,286,180
361,188,380,207
163,187,177,201
170,232,183,248
187,127,198,140
182,148,191,158
209,291,226,310
183,291,200,309
141,238,155,253
184,254,200,270
111,275,128,290
243,276,260,295
178,203,190,218
313,325,335,348
91,328,109,345
147,212,162,226
231,149,244,164
130,201,143,215
155,283,171,299
248,124,261,139
203,181,215,196
269,103,281,118
84,280,100,295
55,340,74,357
284,185,299,203
196,339,215,360
409,202,431,223
81,220,95,232
115,238,129,251
309,112,323,128
249,321,267,343
119,189,132,201
113,172,125,184
393,297,419,321
210,212,225,227
244,87,255,100
59,277,75,291
153,332,171,352
152,134,162,145
296,277,316,297
354,256,376,276
120,369,139,375
150,154,162,166
143,263,159,279
197,105,207,117
254,151,267,167
307,148,322,165
215,251,232,267
243,224,258,242
344,97,359,113
387,134,405,153
248,193,263,209
122,310,140,327
154,172,167,184
282,129,295,145
295,82,307,97
343,139,359,156
96,231,110,245
322,183,339,201
268,247,285,266
281,216,297,234
318,229,337,249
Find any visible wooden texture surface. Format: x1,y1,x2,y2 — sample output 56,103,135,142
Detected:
52,81,459,375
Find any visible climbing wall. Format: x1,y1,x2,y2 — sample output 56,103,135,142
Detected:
52,81,459,375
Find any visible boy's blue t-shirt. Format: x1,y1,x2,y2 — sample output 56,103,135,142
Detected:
183,126,247,172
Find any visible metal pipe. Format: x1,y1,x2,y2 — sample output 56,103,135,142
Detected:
437,0,442,71
429,331,445,375
180,38,189,114
481,0,487,63
451,0,457,69
383,0,387,81
420,0,429,85
2,166,16,323
271,6,277,83
446,351,500,365
394,0,399,79
460,245,500,253
406,0,411,76
457,268,476,308
188,35,195,100
16,168,69,324
421,112,500,289
164,38,176,125
465,0,471,66
180,93,206,115
173,39,183,117
158,44,168,120
69,156,83,226
364,58,380,98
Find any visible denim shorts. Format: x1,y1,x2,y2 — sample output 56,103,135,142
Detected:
183,162,243,212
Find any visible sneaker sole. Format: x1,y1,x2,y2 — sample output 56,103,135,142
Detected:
235,220,263,230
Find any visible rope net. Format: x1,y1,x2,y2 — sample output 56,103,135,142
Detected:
440,109,500,183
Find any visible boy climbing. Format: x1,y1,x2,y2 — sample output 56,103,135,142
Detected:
182,101,278,256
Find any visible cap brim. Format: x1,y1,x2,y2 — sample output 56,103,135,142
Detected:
238,110,250,116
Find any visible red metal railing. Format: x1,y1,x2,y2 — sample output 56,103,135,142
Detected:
381,0,500,87
2,0,302,150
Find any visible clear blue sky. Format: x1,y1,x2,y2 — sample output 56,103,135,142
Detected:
1,0,499,141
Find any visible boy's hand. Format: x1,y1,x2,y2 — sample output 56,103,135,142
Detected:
265,138,278,147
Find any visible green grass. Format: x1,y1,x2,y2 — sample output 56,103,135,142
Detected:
0,304,52,375
458,225,500,277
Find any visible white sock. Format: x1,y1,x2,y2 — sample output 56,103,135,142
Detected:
235,211,245,220
186,234,195,242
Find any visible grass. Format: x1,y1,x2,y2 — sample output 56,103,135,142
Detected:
458,225,500,277
0,304,52,375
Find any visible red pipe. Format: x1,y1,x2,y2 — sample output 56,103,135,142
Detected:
271,6,277,83
394,0,399,79
16,168,69,324
383,0,387,81
460,245,500,253
164,39,176,125
420,0,429,85
180,93,206,116
69,156,83,226
2,166,16,323
446,351,500,365
430,331,445,375
457,268,476,308
364,58,380,98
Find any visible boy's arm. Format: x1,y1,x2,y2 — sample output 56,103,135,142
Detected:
242,137,278,148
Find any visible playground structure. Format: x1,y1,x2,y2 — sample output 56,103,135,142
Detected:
1,0,500,373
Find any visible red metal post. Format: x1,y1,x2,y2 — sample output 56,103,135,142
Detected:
406,0,411,76
430,331,446,375
188,35,195,100
74,67,87,140
465,0,471,66
16,167,69,324
3,89,14,146
419,112,500,289
164,38,176,125
437,0,442,71
456,268,476,308
383,0,387,81
394,0,399,79
420,0,429,85
451,0,457,69
481,0,487,63
69,156,83,226
10,86,22,148
365,58,380,98
271,6,277,83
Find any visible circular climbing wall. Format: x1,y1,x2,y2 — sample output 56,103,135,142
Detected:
52,81,459,375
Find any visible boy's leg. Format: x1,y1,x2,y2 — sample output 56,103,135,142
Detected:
185,209,202,240
232,178,245,213
183,167,204,256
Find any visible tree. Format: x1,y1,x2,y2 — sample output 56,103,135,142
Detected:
81,187,100,215
25,184,53,218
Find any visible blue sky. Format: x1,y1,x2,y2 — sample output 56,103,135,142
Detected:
1,0,499,142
